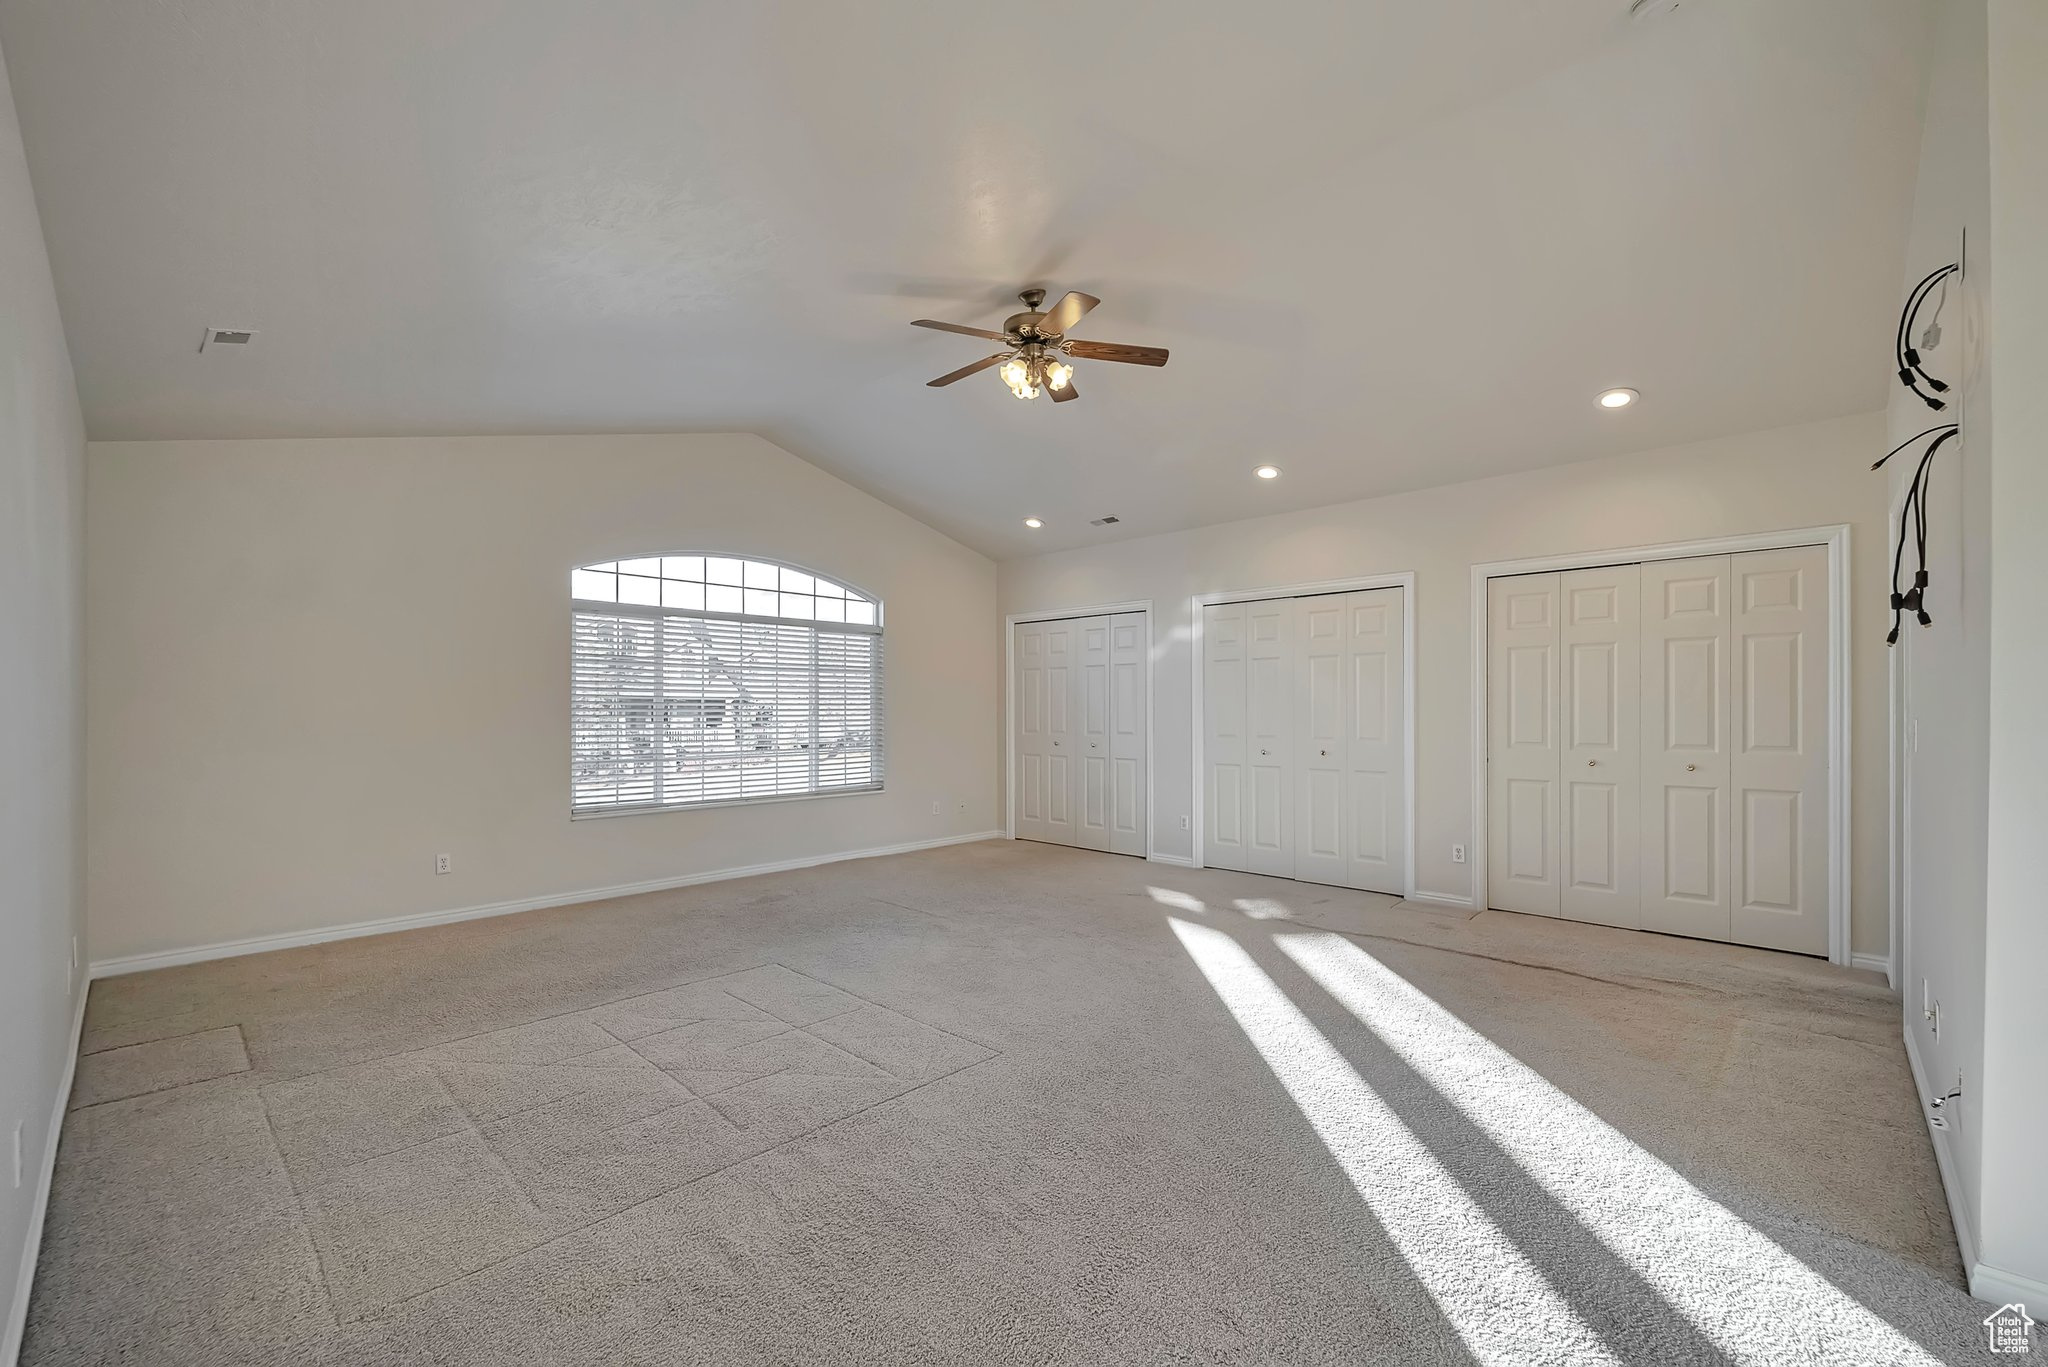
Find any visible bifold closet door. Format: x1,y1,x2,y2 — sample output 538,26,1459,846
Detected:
1016,613,1147,857
1558,565,1641,928
1344,588,1407,894
1293,596,1350,887
1242,599,1296,877
1073,617,1113,852
1209,590,1405,891
1487,574,1562,916
1107,613,1148,857
1640,556,1732,940
1488,548,1829,955
1014,619,1076,845
1201,598,1294,877
1294,589,1407,894
1202,603,1251,871
1728,547,1828,955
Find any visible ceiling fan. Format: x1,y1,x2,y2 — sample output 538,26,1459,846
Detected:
913,288,1169,404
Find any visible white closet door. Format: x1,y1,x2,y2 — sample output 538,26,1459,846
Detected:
1015,619,1078,845
1345,588,1406,894
1488,575,1561,915
1108,612,1148,857
1202,603,1251,871
1014,622,1053,842
1641,555,1732,941
1243,599,1295,877
1293,596,1350,887
1558,565,1641,928
1729,547,1829,954
1071,616,1113,851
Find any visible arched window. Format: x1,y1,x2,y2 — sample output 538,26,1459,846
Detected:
570,555,883,814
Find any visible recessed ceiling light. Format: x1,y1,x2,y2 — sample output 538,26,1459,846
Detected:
1023,517,1043,529
1597,388,1639,409
1254,464,1282,480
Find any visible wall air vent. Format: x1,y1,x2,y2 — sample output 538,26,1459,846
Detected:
1090,515,1121,526
199,327,257,352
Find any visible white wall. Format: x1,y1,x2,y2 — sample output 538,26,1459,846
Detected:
1887,0,1992,1286
1000,411,1894,956
1977,0,2048,1302
85,433,999,964
0,35,87,1365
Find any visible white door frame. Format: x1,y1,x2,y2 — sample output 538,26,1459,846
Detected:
1004,601,1155,860
1190,572,1418,896
1469,525,1853,965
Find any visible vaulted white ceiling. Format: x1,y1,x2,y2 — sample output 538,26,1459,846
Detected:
1,0,1930,557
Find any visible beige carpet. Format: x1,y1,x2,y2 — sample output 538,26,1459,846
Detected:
26,840,1999,1364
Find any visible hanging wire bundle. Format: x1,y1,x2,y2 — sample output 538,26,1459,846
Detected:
1874,424,1959,644
1897,263,1957,410
1877,262,1962,644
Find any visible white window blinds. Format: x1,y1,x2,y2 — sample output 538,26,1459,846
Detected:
571,556,883,815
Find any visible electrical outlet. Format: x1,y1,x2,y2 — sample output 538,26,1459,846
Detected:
1451,844,1467,864
930,801,941,816
11,1122,21,1190
1180,815,1190,830
70,935,78,979
1930,999,1941,1038
434,853,452,876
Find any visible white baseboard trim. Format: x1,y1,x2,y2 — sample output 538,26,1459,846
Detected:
1904,1023,1981,1287
3,980,87,1367
1971,1260,2048,1308
1407,889,1476,910
88,831,1006,979
1850,952,1891,976
1145,853,1197,868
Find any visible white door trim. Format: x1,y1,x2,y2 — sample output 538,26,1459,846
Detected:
1469,525,1853,965
1190,572,1418,897
1004,601,1155,860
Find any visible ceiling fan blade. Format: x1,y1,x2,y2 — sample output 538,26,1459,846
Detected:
1050,375,1079,404
1063,339,1169,367
912,319,1010,341
1037,291,1100,337
927,353,1011,387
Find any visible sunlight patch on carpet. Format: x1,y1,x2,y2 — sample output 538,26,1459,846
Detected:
1275,930,1941,1367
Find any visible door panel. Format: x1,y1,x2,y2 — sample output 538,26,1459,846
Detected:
1015,621,1079,845
1014,623,1051,841
1073,617,1112,851
1017,612,1148,858
1202,603,1250,871
1345,587,1406,893
1729,546,1829,954
1558,565,1640,927
1243,600,1294,877
1293,597,1349,886
1108,612,1148,857
1488,575,1560,915
1641,556,1731,940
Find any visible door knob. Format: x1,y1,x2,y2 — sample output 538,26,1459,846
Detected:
1053,741,1061,747
1587,760,1597,767
1686,763,1696,772
1090,742,1098,749
1259,749,1269,756
1319,749,1328,757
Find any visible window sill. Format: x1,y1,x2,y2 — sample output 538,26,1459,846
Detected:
571,784,886,821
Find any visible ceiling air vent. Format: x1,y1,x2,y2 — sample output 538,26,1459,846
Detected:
199,327,257,352
1090,515,1121,526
